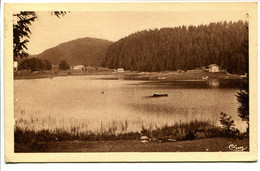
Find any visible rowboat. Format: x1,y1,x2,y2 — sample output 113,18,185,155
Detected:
153,93,168,97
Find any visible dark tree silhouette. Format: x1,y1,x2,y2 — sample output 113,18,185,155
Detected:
237,81,249,122
13,11,68,60
13,12,37,59
52,11,69,18
236,25,249,132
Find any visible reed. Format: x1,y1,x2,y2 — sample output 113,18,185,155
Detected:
15,118,225,146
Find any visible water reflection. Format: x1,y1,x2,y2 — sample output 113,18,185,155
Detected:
89,75,244,89
137,79,244,89
208,79,220,88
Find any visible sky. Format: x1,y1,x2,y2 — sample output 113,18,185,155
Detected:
25,10,248,55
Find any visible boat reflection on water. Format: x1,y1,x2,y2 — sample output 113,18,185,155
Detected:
117,75,125,80
208,79,220,88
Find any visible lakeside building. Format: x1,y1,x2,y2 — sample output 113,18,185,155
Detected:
117,68,125,72
73,65,84,70
208,64,220,73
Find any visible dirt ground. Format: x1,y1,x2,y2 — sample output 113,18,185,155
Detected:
15,138,249,152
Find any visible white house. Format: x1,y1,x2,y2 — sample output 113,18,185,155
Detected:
73,65,84,70
117,68,125,72
208,64,220,73
13,61,18,71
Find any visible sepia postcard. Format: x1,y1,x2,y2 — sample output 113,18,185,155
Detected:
4,2,258,162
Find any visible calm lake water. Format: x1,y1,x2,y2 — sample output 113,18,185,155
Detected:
14,75,247,133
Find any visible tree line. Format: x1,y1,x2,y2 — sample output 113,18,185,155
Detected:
18,58,72,71
104,20,248,74
18,58,52,71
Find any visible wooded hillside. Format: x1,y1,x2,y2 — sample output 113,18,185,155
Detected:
105,21,248,74
37,37,113,66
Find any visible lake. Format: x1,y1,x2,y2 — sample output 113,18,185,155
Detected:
14,75,247,134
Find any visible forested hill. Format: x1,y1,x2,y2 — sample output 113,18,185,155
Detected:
105,21,248,74
36,37,113,66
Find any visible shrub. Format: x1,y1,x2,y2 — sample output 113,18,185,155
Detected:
185,130,196,140
59,60,70,70
219,112,235,130
44,59,52,70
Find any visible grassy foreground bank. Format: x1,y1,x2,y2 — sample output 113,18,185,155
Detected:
15,120,248,152
15,138,249,152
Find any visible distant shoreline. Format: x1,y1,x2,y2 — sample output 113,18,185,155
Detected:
14,68,243,81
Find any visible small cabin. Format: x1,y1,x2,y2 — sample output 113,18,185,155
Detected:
208,64,220,73
117,68,125,72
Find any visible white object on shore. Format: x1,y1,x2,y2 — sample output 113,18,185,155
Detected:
140,135,149,143
141,135,149,140
167,139,176,142
117,68,125,72
141,140,148,144
202,76,208,80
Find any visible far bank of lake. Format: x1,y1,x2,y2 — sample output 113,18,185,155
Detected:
14,68,243,81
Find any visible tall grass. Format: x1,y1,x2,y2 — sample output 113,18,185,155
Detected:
14,109,247,152
14,116,235,151
139,119,223,141
15,116,131,135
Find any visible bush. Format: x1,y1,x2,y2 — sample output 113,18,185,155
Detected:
59,60,70,70
44,59,52,70
219,112,239,137
185,130,196,140
219,112,235,130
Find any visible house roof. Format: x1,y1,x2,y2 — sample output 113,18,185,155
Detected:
208,64,219,67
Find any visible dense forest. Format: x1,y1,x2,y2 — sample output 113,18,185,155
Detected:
37,37,112,66
104,20,248,74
